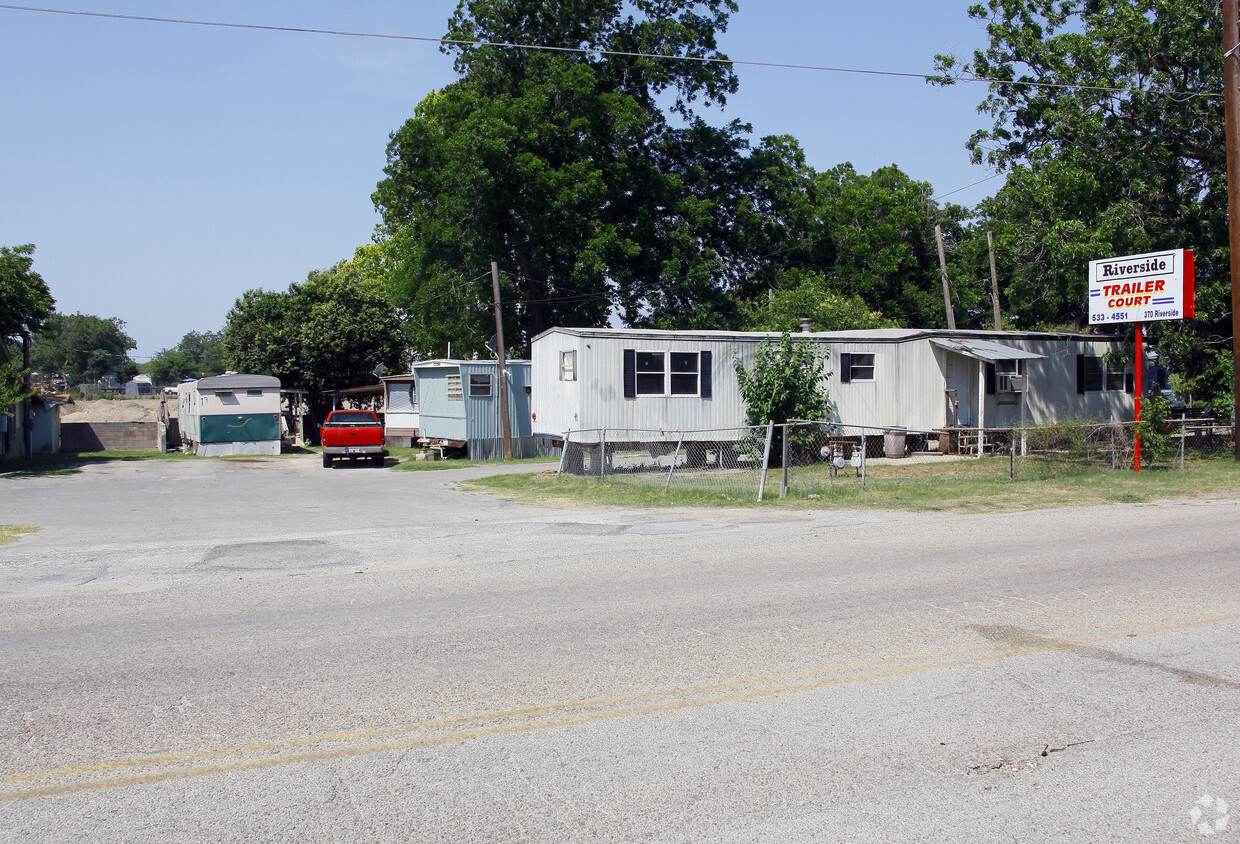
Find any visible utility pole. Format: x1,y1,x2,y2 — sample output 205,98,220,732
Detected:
490,261,513,459
1224,0,1240,461
935,223,957,330
987,231,1003,331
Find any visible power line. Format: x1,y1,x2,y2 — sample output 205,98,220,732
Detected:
931,173,1004,202
0,4,1220,99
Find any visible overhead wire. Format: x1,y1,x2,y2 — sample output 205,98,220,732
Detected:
0,3,1221,99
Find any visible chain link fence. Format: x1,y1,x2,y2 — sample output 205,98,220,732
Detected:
557,416,1236,501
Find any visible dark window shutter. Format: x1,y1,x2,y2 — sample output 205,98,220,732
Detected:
839,353,852,384
623,349,636,398
699,351,712,398
1125,373,1135,394
985,363,996,395
1076,354,1085,395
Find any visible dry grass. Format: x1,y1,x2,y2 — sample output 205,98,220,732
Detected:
0,525,39,546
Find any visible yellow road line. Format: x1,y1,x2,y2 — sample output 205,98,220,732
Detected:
3,608,1238,802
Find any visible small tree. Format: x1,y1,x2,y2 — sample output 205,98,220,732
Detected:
1,361,35,417
734,333,831,462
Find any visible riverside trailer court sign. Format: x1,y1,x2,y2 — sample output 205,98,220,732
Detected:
1088,248,1195,325
1086,247,1195,472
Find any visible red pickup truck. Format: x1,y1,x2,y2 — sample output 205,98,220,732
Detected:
319,410,386,468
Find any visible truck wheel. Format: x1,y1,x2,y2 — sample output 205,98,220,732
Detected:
322,452,332,468
372,454,384,467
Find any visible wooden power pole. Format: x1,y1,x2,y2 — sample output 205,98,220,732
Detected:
490,261,513,459
1224,0,1240,461
987,231,1003,331
935,223,957,330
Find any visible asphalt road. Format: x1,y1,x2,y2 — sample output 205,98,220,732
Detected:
1,455,1238,842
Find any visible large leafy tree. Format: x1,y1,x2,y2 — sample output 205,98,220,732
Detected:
30,313,138,387
816,164,978,328
935,0,1231,400
1,244,55,347
144,330,226,385
223,252,411,424
374,0,754,356
1,244,55,415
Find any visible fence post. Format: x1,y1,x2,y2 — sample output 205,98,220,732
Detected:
664,434,684,493
1110,424,1116,471
600,428,606,481
860,432,867,489
1180,416,1186,470
757,421,774,502
780,422,790,498
1010,427,1016,481
556,428,570,478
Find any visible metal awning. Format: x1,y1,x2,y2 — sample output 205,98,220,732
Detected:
930,338,1044,362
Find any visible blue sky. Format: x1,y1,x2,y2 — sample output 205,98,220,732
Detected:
1,1,1000,360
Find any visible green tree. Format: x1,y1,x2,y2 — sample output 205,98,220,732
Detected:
145,331,226,385
30,313,137,387
816,164,979,328
374,0,756,355
730,159,979,332
223,254,411,427
0,361,35,417
741,269,896,333
1,244,55,346
733,332,831,425
935,0,1231,399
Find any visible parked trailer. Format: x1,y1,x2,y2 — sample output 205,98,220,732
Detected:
177,374,282,456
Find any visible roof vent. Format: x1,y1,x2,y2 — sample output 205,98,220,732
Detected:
799,318,813,334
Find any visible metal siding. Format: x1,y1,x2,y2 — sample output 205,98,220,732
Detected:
531,335,584,437
827,344,910,430
574,335,753,436
457,361,533,443
413,367,467,440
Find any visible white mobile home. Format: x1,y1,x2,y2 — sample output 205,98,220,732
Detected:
177,373,282,456
530,327,1132,440
380,374,419,447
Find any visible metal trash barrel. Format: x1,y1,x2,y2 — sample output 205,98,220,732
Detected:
884,427,907,459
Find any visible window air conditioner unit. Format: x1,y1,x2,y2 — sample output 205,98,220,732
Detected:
1000,374,1025,393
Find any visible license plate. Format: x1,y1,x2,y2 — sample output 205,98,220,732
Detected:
346,447,366,454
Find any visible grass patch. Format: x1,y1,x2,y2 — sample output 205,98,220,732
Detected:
467,457,1240,512
0,525,40,545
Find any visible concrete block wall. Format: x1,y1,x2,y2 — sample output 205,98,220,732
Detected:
60,422,160,452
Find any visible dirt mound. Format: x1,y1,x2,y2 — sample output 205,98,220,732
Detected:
60,398,165,423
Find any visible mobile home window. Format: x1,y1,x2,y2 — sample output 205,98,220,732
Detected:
1105,362,1126,392
1076,355,1104,393
447,374,463,399
560,350,577,381
469,374,492,397
669,352,699,395
635,351,665,395
623,349,713,398
246,389,263,397
839,352,875,383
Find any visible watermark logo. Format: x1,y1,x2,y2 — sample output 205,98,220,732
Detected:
1190,794,1229,836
